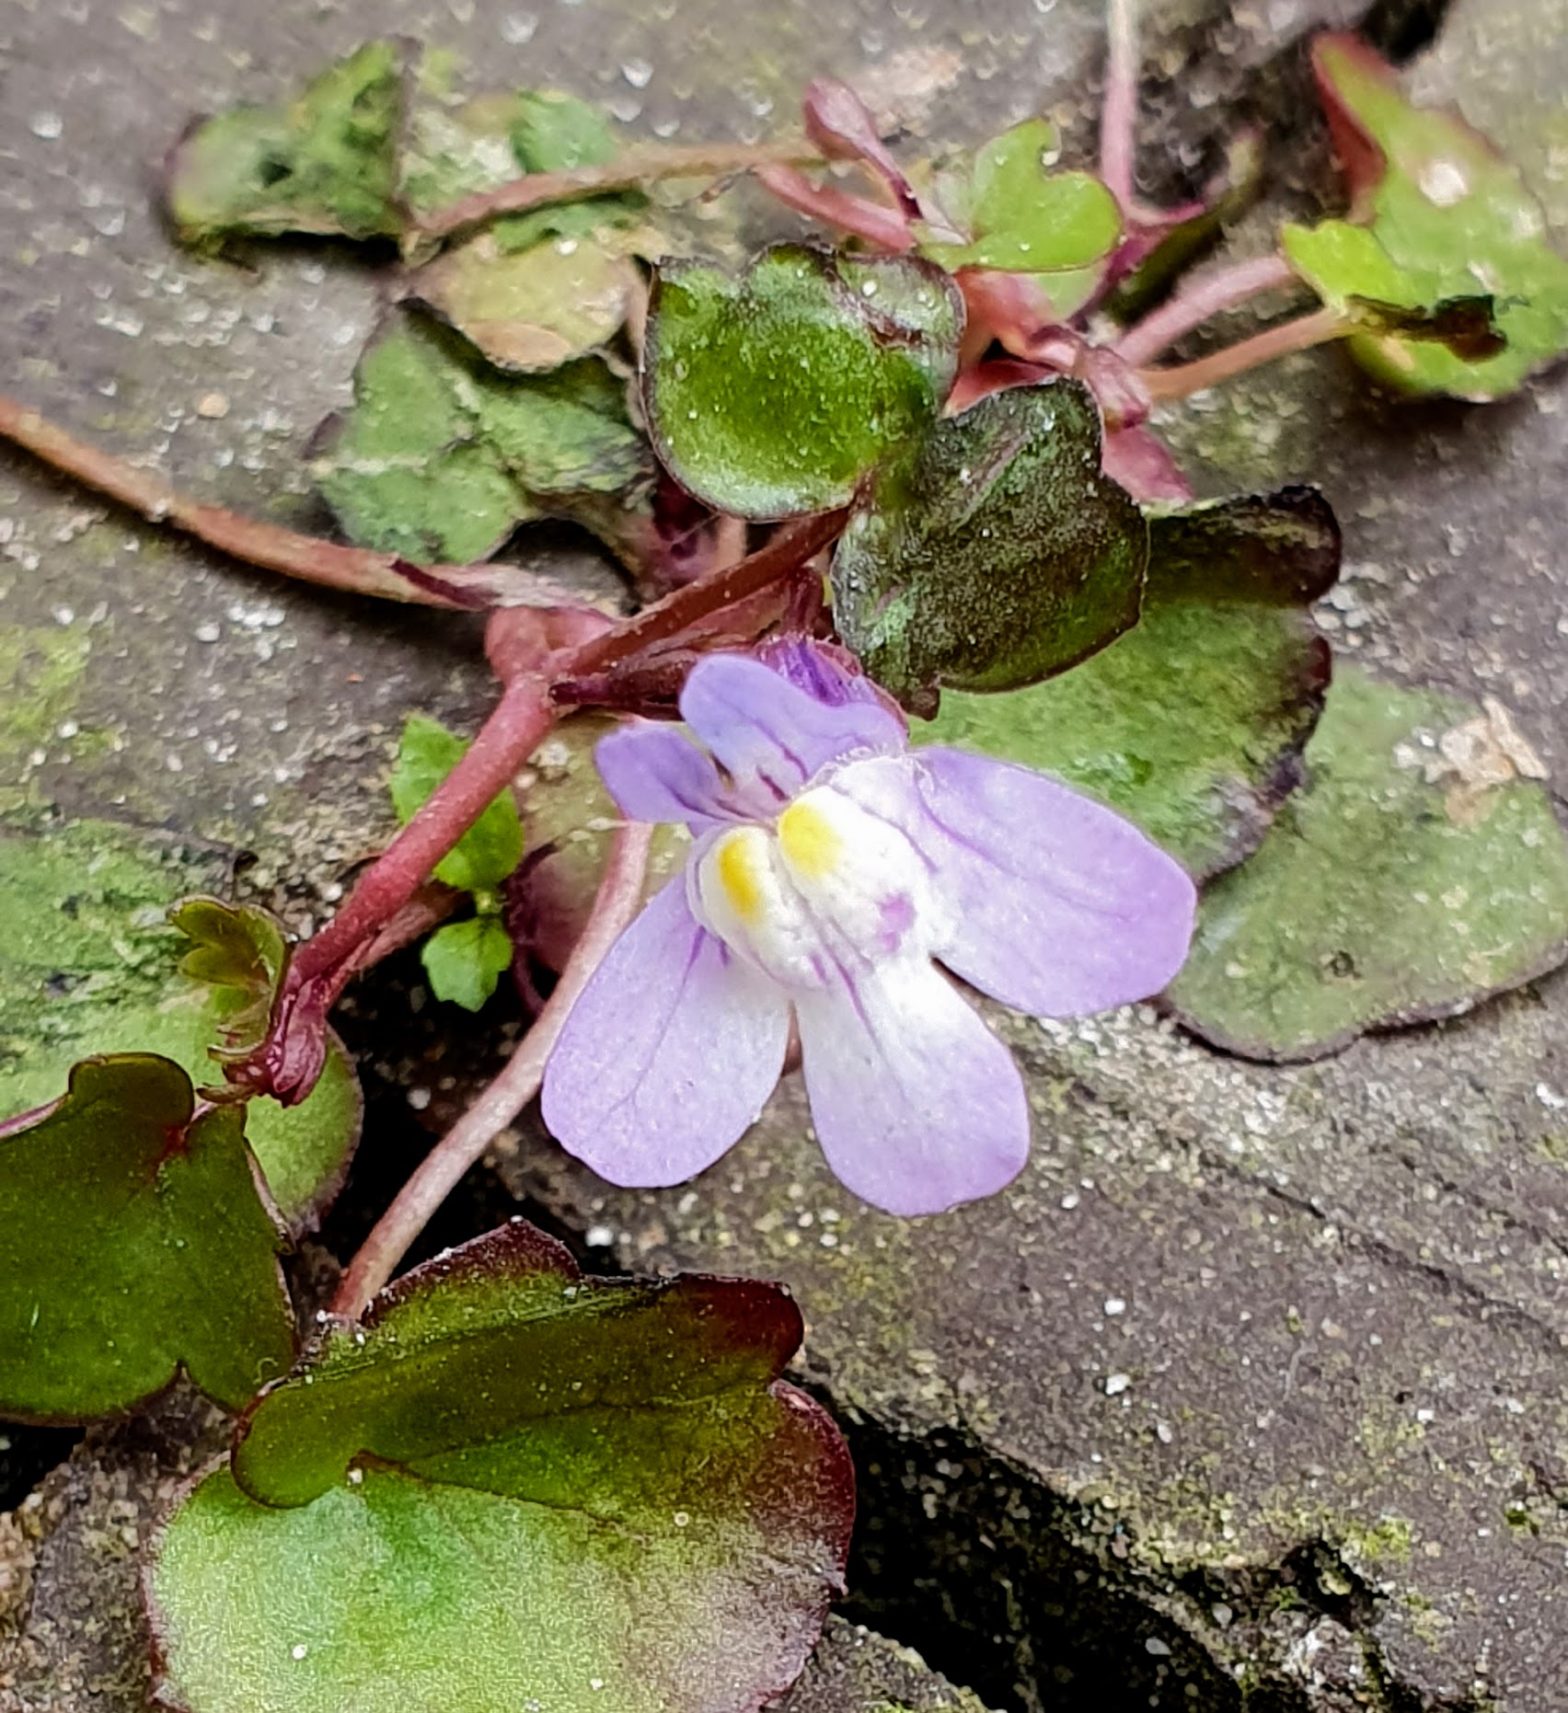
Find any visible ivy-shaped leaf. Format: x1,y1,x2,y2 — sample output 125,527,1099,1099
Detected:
1285,34,1568,398
146,1221,853,1713
0,823,359,1234
917,120,1123,318
389,714,525,1010
644,243,963,519
1165,666,1568,1060
0,1055,295,1422
918,487,1339,877
165,41,408,244
831,379,1146,705
312,309,651,563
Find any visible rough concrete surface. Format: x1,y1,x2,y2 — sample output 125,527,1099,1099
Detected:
1,0,1565,1710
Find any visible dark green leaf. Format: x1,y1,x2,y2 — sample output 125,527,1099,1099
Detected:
831,379,1146,704
644,244,962,519
146,1222,853,1713
419,916,514,1011
165,41,407,244
1166,666,1568,1060
918,120,1123,318
312,309,651,563
389,713,525,894
918,487,1339,877
0,1055,294,1421
0,823,359,1234
1287,34,1568,398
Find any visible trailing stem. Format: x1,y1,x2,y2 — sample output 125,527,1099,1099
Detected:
330,820,654,1318
413,139,821,244
1114,253,1300,366
1139,307,1350,400
1100,0,1142,212
0,395,569,610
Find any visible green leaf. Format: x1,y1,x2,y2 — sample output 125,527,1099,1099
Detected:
165,41,408,244
398,90,539,220
419,916,514,1011
831,379,1146,704
389,713,525,894
405,228,641,373
0,1055,295,1421
1165,666,1568,1060
0,823,359,1234
918,487,1339,877
509,89,619,172
146,1222,853,1713
644,244,962,519
1287,34,1568,398
312,309,651,563
918,121,1123,318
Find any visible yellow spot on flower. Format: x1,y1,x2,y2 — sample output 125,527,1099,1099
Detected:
778,797,842,879
715,829,767,923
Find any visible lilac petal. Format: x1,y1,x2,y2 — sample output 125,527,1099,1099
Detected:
595,720,730,830
542,878,791,1186
679,652,905,805
913,746,1197,1016
796,957,1030,1216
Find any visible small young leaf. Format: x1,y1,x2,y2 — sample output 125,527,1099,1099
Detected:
398,90,534,221
389,713,525,896
509,88,619,172
405,228,641,373
146,1222,853,1713
0,1055,295,1422
918,120,1123,318
831,379,1146,704
419,916,514,1010
165,41,408,244
312,309,650,563
1166,667,1568,1060
644,244,962,519
918,487,1339,877
1286,34,1568,398
0,823,359,1234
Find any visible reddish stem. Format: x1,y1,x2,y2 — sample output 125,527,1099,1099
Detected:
291,677,557,987
0,395,572,611
330,821,654,1318
1113,253,1300,366
414,140,819,244
289,510,843,995
1139,306,1350,400
752,164,914,251
1100,0,1142,211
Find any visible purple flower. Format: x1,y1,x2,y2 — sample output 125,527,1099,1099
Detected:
541,641,1196,1216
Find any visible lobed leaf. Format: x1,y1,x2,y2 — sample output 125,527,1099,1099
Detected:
917,487,1339,877
389,712,525,894
1286,34,1568,398
0,1055,295,1421
831,379,1146,705
312,308,650,563
165,41,408,244
0,823,358,1234
918,120,1123,318
644,244,963,519
146,1221,854,1713
1165,666,1568,1059
418,916,514,1011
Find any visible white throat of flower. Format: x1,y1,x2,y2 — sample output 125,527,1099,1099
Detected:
689,780,935,990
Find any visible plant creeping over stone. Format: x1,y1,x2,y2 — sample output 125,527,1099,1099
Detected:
4,11,1568,1711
